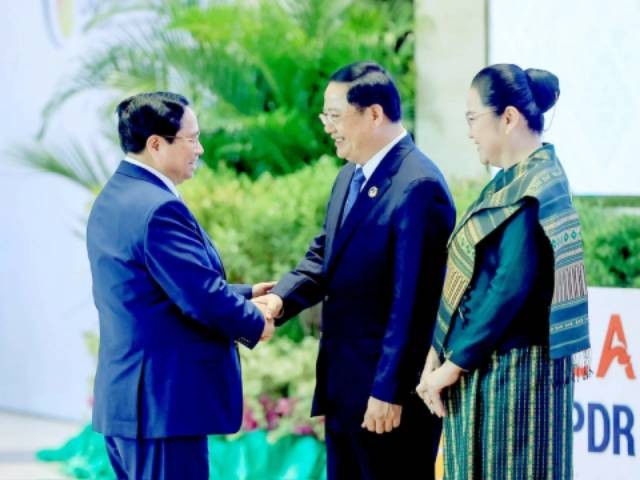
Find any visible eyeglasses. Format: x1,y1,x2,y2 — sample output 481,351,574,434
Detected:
318,110,359,127
465,110,496,126
163,133,201,146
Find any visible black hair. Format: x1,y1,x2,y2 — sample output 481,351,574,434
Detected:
330,61,402,122
471,64,559,133
115,92,189,154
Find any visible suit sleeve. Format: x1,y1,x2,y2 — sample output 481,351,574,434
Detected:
270,227,327,323
371,179,454,403
269,175,341,323
447,202,542,370
144,200,265,348
230,284,252,299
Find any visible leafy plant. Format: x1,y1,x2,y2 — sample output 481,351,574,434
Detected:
578,205,640,288
239,336,323,440
35,0,415,178
180,156,338,282
9,141,112,194
180,156,340,336
447,176,485,214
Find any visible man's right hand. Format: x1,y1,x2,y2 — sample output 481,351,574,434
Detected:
251,299,275,341
253,293,284,320
261,316,275,341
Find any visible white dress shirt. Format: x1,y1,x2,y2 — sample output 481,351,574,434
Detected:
357,129,407,191
124,156,181,198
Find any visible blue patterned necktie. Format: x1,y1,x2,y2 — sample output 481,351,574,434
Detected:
341,167,366,226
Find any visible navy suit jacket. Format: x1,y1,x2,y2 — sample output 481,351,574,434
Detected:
272,136,456,431
87,161,265,439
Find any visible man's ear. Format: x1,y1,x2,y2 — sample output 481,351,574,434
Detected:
369,104,385,126
146,135,162,153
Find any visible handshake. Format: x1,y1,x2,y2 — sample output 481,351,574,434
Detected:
249,281,284,342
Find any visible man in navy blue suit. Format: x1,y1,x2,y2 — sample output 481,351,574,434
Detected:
257,62,456,479
86,92,274,479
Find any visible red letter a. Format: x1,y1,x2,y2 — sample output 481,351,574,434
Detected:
596,314,636,379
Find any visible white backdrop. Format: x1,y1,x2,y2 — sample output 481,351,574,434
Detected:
0,1,113,420
574,288,639,478
489,0,640,196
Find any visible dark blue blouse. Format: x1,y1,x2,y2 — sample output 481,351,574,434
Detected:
445,200,553,370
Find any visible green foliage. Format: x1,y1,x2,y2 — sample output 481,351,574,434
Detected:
239,336,323,440
9,141,112,194
576,201,640,288
37,0,415,178
447,176,485,216
180,156,340,336
180,156,339,282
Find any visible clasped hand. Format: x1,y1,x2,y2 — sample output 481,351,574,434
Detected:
416,347,462,418
361,396,403,434
250,283,283,342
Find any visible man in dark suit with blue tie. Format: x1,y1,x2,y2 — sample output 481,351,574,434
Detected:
257,62,456,479
86,92,275,479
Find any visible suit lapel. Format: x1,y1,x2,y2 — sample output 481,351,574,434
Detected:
324,164,355,264
326,135,415,275
196,224,227,280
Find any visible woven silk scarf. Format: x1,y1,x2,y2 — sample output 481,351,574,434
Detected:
432,144,590,374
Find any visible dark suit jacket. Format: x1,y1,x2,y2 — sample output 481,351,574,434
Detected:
87,161,265,439
272,136,455,431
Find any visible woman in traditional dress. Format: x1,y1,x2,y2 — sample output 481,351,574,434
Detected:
416,63,590,479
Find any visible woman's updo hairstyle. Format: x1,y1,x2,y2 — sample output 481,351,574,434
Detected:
471,64,560,133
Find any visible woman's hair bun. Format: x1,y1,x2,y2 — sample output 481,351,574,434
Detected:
525,68,560,113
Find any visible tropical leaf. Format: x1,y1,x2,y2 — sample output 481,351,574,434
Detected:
9,141,114,193
30,0,416,178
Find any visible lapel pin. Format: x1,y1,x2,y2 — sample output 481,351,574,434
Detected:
368,186,378,198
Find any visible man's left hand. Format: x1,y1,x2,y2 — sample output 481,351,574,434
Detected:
361,396,402,434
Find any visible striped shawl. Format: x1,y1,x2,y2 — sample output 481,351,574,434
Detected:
432,144,590,372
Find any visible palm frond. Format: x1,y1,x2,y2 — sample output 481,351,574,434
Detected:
39,23,199,137
28,0,415,179
82,0,162,32
9,141,114,192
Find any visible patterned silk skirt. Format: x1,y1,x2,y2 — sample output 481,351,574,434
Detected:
443,345,574,480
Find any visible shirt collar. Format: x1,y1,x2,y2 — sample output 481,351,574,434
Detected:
358,129,407,188
123,156,181,198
